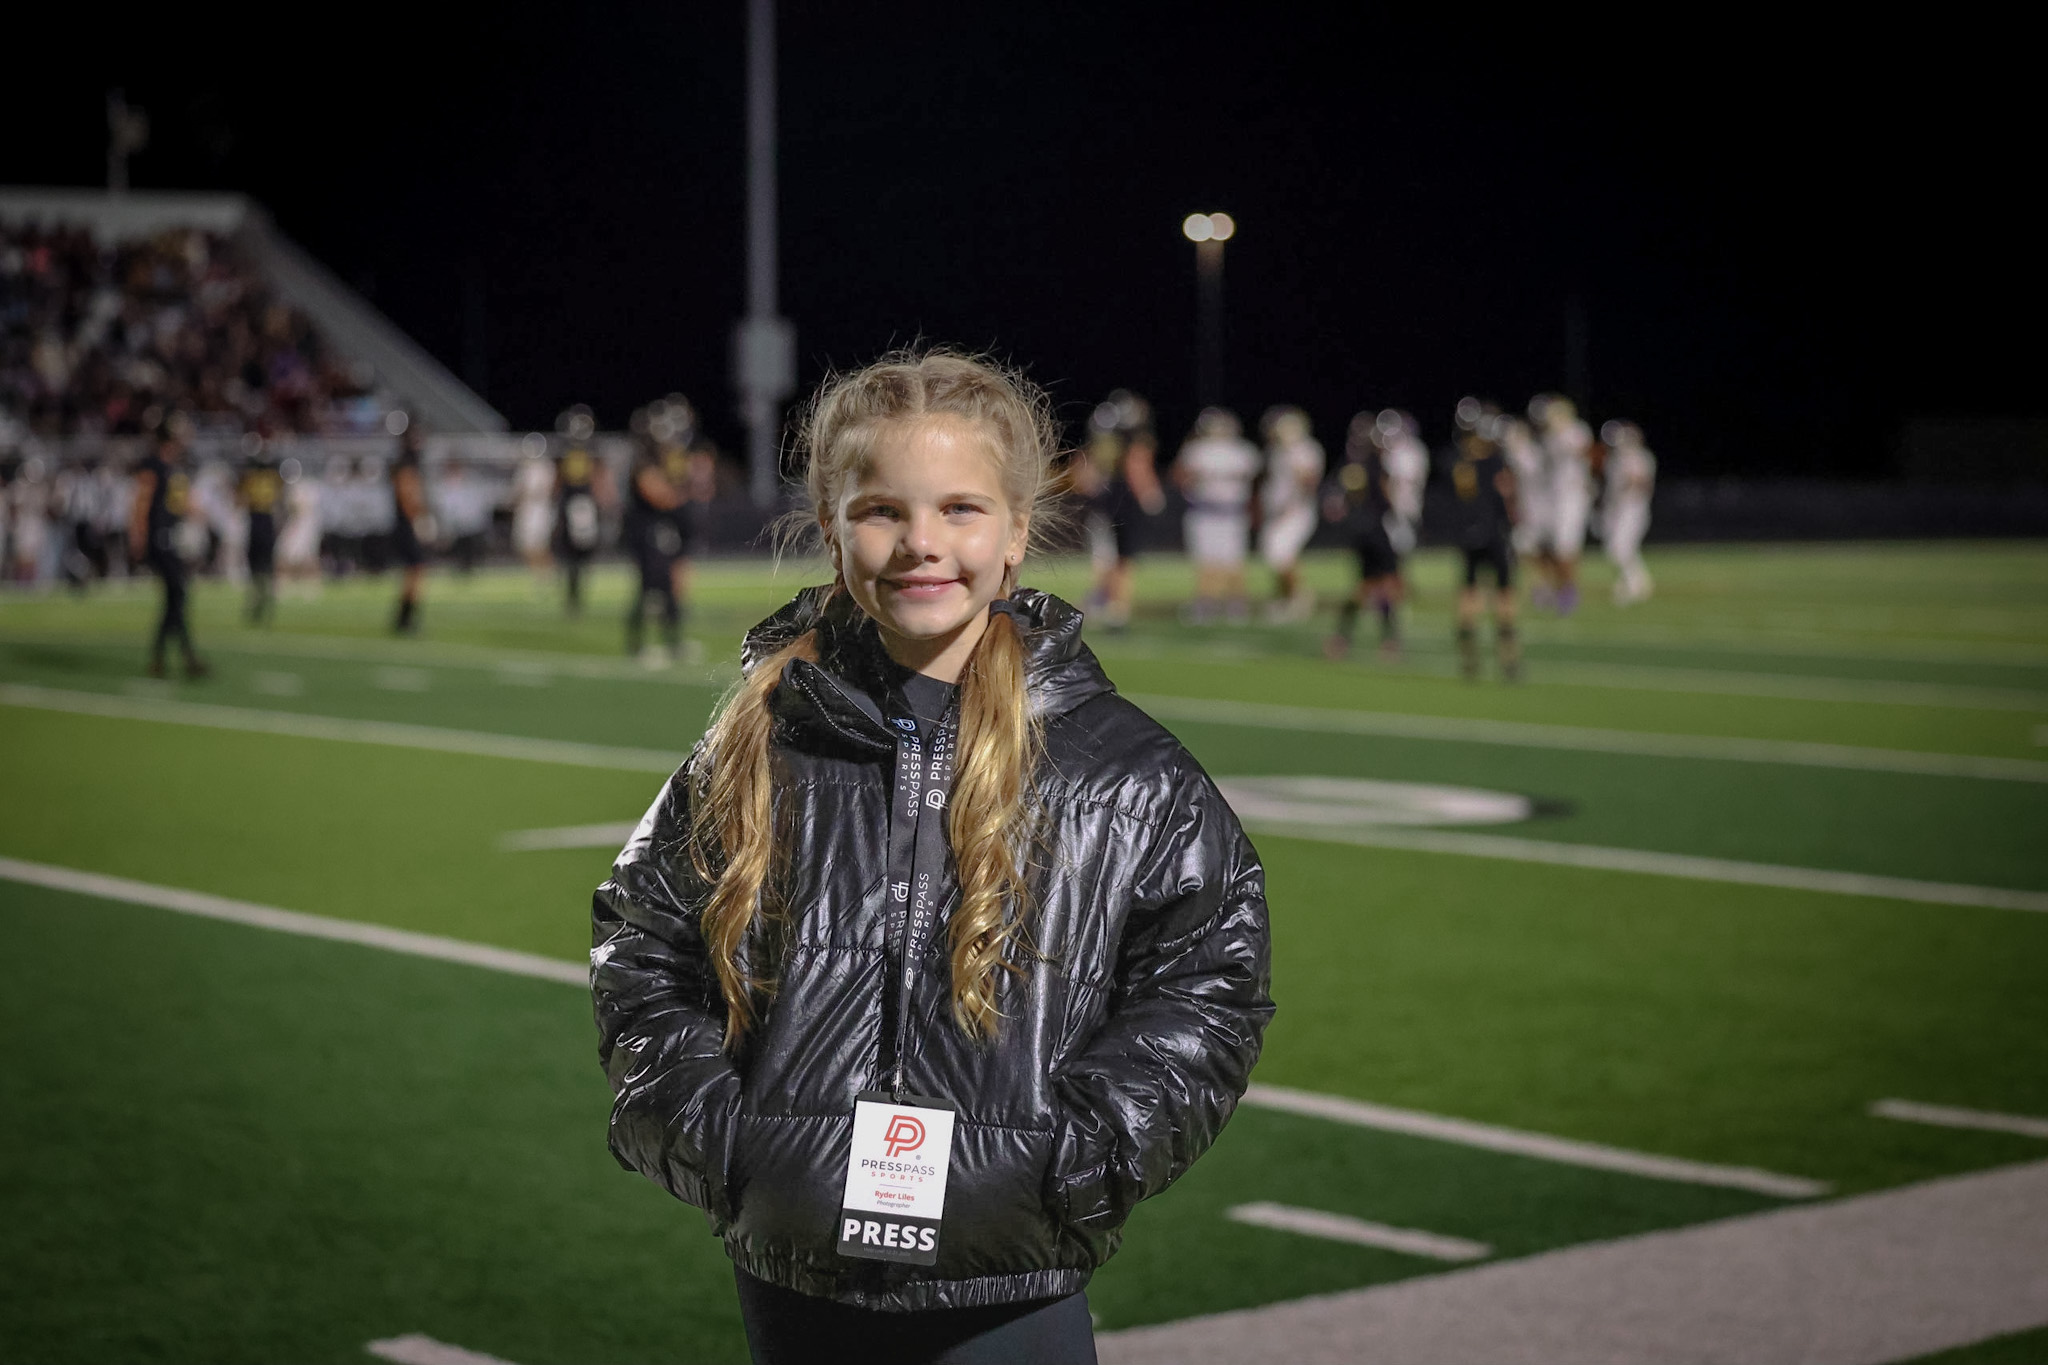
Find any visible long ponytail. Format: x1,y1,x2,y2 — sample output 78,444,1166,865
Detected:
690,628,821,1050
946,606,1041,1039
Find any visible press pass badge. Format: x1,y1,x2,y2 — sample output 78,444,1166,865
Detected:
837,1092,956,1264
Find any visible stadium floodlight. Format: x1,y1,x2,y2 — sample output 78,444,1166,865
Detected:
1184,211,1234,405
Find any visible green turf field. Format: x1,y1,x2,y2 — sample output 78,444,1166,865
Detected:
4,543,2046,1363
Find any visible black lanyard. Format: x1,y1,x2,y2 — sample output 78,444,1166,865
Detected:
883,698,957,1096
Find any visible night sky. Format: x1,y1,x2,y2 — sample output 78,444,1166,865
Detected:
6,6,2036,475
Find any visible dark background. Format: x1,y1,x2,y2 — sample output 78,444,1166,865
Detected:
5,5,2039,475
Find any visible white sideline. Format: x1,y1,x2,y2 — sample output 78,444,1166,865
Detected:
1226,1203,1490,1262
1248,821,2048,916
1,855,1841,1207
499,822,639,852
1102,1160,2048,1365
1871,1098,2048,1141
7,679,2043,788
366,1334,519,1365
0,683,686,773
0,856,586,987
1130,692,2048,784
1526,660,2048,714
0,626,730,688
7,683,2041,915
1243,1084,1828,1199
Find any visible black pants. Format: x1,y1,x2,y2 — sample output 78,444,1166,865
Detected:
626,534,682,656
562,549,591,614
734,1267,1096,1365
148,549,194,663
247,514,277,623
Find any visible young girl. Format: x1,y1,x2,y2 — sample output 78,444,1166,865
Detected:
592,351,1273,1363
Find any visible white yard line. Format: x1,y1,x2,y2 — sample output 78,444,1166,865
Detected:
1871,1098,2048,1141
365,1334,521,1365
1226,1203,1490,1262
0,856,586,987
1528,660,2048,713
0,627,729,688
8,684,2041,914
1249,822,2048,916
499,822,639,852
10,678,2040,795
1496,617,2048,669
1100,1158,2048,1365
2,855,1836,1205
1107,639,2048,713
1132,693,2048,784
0,683,685,773
1242,1084,1828,1199
371,666,433,693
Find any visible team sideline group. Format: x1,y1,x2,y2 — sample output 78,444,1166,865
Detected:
1076,389,1656,680
3,388,1655,684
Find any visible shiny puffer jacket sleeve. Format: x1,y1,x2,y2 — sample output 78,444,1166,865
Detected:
1043,756,1273,1245
590,755,743,1224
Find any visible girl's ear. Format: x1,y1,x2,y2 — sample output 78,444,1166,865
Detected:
818,513,841,573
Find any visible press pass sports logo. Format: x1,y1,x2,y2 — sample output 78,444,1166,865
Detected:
883,1113,926,1157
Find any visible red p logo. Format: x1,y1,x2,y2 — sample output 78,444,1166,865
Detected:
883,1114,926,1157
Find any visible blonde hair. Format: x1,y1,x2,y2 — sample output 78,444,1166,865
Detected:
691,349,1062,1049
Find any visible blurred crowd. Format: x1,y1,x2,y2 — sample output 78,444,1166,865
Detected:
1,222,387,442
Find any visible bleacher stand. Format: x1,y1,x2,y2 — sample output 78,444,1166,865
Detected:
2,221,383,440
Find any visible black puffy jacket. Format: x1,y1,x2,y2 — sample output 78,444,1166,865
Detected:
592,587,1273,1311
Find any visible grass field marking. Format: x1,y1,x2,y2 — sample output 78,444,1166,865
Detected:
1543,619,2048,669
500,821,639,852
1241,1084,1830,1198
493,662,554,687
0,683,686,773
1225,1202,1491,1262
0,627,731,688
252,670,305,696
1871,1099,2048,1141
1098,1158,2048,1365
0,855,586,987
1529,660,2048,714
1214,776,1532,829
1255,822,2048,915
1100,637,2048,712
1133,693,2048,784
366,1335,521,1365
372,666,434,692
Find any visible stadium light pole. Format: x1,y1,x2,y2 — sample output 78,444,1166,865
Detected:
734,0,796,507
1183,212,1235,408
105,89,148,195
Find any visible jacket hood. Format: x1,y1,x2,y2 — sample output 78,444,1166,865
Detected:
743,585,1114,750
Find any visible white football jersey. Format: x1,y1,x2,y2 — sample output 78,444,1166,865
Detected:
1179,436,1261,511
1607,445,1657,505
1382,436,1428,523
1261,438,1326,517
